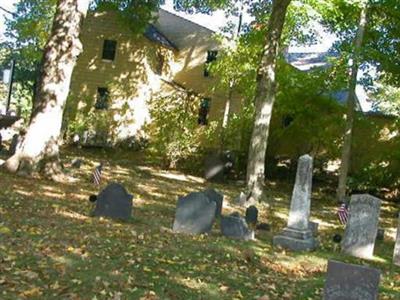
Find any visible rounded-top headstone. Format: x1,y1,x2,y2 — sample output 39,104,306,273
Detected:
245,205,258,226
203,188,223,218
93,183,133,221
173,192,216,235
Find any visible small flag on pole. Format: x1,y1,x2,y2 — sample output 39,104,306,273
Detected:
337,203,349,225
92,163,103,186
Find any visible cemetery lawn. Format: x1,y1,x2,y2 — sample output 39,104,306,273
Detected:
0,148,399,300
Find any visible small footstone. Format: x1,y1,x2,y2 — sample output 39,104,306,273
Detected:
309,221,319,237
323,260,381,300
221,213,254,240
376,228,385,241
93,183,133,221
234,192,247,206
256,223,270,231
203,188,223,218
245,205,258,227
71,158,82,169
173,192,216,235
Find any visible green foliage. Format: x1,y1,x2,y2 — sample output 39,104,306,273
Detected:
147,92,218,169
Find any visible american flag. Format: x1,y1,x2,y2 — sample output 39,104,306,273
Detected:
92,163,103,186
337,203,349,225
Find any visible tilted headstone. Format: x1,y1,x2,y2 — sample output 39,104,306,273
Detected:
341,194,381,259
221,213,254,240
245,205,258,227
203,188,223,218
93,183,133,221
393,213,400,266
173,192,216,234
323,260,381,300
273,155,317,251
0,133,3,151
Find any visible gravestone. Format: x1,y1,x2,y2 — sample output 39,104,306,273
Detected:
203,188,223,218
93,183,133,221
173,192,216,234
394,213,400,266
221,213,254,240
71,158,82,169
0,133,2,151
341,194,381,259
9,134,20,155
376,228,385,241
234,192,247,206
309,221,318,237
245,205,258,227
204,151,234,182
204,153,225,182
273,155,317,251
323,260,381,300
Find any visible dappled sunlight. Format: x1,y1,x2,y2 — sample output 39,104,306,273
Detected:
56,209,89,221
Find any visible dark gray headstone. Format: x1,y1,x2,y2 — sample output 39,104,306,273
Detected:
0,133,2,151
9,134,19,155
173,192,216,234
221,214,254,240
245,205,258,226
394,213,400,266
273,155,317,251
323,260,381,300
309,221,319,237
93,183,133,221
376,228,385,241
341,194,381,259
204,153,225,182
71,158,82,169
203,188,223,218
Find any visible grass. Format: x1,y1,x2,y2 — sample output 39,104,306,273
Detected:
0,147,399,299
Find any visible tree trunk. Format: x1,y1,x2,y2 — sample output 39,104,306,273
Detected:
336,4,368,202
4,0,89,177
246,0,291,202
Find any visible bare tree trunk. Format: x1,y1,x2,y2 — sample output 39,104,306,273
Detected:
336,4,368,202
246,0,291,202
4,0,89,177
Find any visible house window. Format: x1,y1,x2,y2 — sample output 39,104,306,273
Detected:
204,50,218,77
198,98,211,125
95,87,109,109
102,40,117,61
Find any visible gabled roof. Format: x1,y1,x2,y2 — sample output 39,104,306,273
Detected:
144,24,178,50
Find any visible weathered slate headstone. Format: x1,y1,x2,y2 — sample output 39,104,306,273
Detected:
203,188,223,218
309,221,318,237
0,133,3,151
393,213,400,266
341,194,381,259
221,213,254,240
71,158,82,169
273,155,317,251
9,134,20,155
93,183,133,221
173,192,216,234
376,228,385,241
323,260,381,300
245,205,258,227
204,153,225,182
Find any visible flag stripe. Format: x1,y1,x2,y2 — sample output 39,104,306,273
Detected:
337,204,349,225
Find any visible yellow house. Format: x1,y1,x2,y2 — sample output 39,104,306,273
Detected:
66,9,240,146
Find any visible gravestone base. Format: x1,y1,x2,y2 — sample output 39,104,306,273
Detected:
273,227,318,251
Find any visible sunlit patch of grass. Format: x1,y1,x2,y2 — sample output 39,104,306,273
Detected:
0,147,399,299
